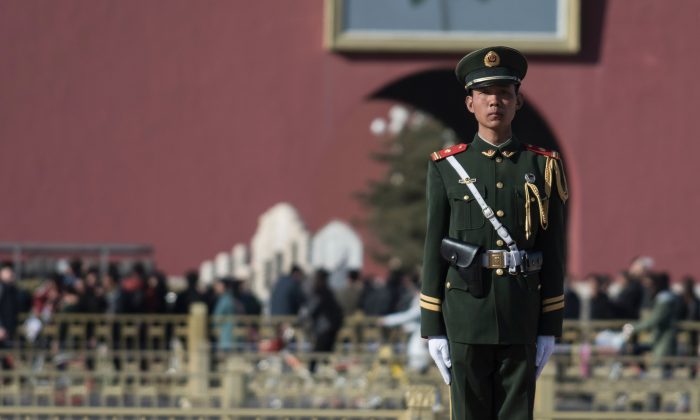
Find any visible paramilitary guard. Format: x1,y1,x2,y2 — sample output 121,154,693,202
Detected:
420,46,568,420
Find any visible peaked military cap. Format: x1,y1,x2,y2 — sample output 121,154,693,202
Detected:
455,46,528,90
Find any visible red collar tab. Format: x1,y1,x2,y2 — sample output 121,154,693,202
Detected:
430,143,468,161
525,144,560,159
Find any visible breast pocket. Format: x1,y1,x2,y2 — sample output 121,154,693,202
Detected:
514,184,548,235
447,185,486,231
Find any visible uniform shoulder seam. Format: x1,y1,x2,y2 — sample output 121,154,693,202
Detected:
430,143,468,161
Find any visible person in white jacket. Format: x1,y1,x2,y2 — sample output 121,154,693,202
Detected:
378,277,430,371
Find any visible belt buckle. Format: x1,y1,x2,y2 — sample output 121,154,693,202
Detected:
487,251,505,269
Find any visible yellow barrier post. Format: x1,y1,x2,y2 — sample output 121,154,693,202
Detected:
222,356,247,408
534,362,556,418
689,381,700,413
187,303,210,403
405,385,436,420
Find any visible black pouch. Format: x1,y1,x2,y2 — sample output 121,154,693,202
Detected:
440,237,486,298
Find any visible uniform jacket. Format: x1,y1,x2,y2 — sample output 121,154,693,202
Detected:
420,135,568,344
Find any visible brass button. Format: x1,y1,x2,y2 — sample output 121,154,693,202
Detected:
495,157,503,163
496,239,504,247
496,268,504,276
530,197,536,202
463,195,470,200
496,182,503,189
446,282,451,289
496,210,505,217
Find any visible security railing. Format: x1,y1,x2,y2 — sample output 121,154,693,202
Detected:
12,313,700,354
10,312,410,353
1,308,699,419
0,350,440,408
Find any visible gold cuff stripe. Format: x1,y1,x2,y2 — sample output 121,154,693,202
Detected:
542,295,565,305
420,294,442,304
542,301,565,313
420,301,441,312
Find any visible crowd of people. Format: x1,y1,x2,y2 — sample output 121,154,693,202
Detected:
0,260,263,358
0,259,419,352
1,256,699,373
562,257,700,379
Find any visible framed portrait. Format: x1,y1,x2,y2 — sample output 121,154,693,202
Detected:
324,0,580,54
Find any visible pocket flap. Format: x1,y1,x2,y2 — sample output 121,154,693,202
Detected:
447,183,486,203
440,237,482,268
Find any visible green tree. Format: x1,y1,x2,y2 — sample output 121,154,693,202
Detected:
358,110,455,272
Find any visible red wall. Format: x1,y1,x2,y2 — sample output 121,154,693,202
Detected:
1,1,699,280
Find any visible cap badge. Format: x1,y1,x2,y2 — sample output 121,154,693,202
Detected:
484,51,500,67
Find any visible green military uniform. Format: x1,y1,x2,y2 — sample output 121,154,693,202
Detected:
419,47,568,419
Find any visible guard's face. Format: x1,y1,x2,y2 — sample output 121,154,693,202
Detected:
465,84,522,130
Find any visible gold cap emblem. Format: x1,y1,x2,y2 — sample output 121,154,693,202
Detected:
484,50,500,67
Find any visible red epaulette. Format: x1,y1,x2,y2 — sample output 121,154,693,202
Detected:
430,143,468,161
525,144,561,159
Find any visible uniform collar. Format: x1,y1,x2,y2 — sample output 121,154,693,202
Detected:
471,134,523,159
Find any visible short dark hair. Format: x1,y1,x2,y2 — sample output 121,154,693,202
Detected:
290,265,303,276
650,272,670,297
185,270,199,287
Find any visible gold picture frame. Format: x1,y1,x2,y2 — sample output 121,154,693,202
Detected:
324,0,580,54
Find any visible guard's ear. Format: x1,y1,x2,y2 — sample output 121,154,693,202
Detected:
515,92,524,110
465,95,475,114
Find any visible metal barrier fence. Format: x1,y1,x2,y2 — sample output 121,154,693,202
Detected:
0,407,412,420
1,306,699,419
0,350,439,409
10,312,700,354
8,312,411,356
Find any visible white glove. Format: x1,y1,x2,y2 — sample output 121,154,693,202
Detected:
535,335,555,379
428,336,451,385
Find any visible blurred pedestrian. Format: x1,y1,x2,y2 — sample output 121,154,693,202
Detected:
232,278,262,350
81,267,107,313
563,276,581,320
0,264,20,368
212,277,237,352
387,268,412,313
269,265,306,316
335,269,363,317
232,278,261,315
121,262,147,313
378,273,429,371
304,269,343,372
587,274,615,320
677,276,700,377
174,270,204,314
143,271,168,313
678,276,700,323
360,275,393,316
623,272,679,376
103,265,124,315
612,271,645,319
